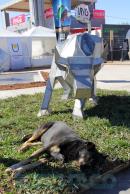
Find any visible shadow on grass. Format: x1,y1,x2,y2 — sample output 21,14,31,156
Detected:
11,160,130,194
80,167,130,194
1,156,130,194
86,95,130,128
52,109,72,115
0,157,20,167
98,80,130,83
14,163,80,193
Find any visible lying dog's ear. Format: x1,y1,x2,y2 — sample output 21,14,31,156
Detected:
86,142,96,151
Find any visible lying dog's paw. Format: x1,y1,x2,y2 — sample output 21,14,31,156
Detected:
5,167,13,173
18,143,30,152
5,169,20,179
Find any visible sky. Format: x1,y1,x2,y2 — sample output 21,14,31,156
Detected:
96,0,130,24
0,0,130,29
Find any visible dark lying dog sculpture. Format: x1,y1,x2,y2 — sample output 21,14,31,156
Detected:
6,121,106,176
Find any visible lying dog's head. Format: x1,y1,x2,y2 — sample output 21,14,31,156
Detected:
77,142,96,166
77,142,107,174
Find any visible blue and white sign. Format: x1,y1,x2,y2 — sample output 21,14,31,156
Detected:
75,4,90,23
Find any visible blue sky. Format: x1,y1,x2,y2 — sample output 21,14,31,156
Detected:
96,0,130,24
0,0,130,29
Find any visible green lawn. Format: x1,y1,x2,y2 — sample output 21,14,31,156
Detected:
0,89,130,194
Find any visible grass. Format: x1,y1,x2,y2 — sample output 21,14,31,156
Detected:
0,89,130,193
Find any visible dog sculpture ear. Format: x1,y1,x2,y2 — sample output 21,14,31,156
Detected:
86,142,96,151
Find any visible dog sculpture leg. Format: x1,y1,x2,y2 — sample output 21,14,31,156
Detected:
89,76,98,105
37,56,58,117
57,76,71,100
37,54,71,117
72,99,86,118
37,77,56,117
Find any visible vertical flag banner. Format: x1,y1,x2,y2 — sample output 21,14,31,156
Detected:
52,0,71,41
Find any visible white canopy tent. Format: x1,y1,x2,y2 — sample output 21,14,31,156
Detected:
0,30,20,37
0,49,10,72
0,27,56,71
0,30,31,71
23,26,56,67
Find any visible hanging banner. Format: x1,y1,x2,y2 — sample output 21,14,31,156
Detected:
93,10,105,19
11,14,26,26
44,8,54,19
52,0,71,41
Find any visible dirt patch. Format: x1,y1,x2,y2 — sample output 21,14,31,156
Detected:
0,71,49,91
40,71,49,81
0,82,47,90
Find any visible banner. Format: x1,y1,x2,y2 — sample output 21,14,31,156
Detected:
52,0,71,41
44,8,54,19
11,14,26,26
93,10,105,19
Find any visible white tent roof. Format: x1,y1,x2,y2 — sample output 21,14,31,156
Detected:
0,30,21,37
126,29,130,39
23,26,56,38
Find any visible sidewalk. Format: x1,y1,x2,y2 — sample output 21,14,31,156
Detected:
96,63,130,92
0,62,130,99
0,69,49,99
107,60,130,65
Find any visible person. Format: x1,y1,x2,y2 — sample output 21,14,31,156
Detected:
120,39,129,61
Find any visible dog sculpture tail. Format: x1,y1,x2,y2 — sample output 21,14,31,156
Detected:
19,122,55,152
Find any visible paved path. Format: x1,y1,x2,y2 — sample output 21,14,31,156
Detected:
0,63,130,99
97,63,130,92
0,71,44,85
0,84,61,99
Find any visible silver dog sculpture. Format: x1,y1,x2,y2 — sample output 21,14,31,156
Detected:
38,32,104,118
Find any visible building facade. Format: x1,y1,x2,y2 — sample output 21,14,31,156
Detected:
102,24,130,60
